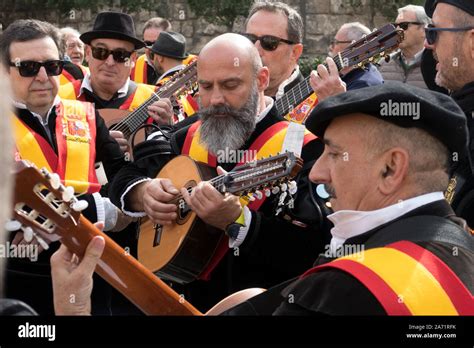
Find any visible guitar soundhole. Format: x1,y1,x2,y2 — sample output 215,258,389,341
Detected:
176,180,196,225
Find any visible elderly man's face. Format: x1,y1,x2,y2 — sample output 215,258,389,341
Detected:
395,11,425,52
245,10,301,96
65,34,85,65
86,38,136,96
424,3,474,91
8,37,60,115
309,115,383,212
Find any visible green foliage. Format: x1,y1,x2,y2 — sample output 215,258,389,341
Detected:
299,55,325,78
187,0,252,27
42,0,162,14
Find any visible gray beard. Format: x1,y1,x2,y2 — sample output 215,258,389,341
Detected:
199,84,259,155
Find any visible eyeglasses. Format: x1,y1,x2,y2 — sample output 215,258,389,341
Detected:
144,40,155,47
393,22,423,30
330,39,353,46
9,60,64,77
242,33,296,51
90,46,134,63
425,24,474,45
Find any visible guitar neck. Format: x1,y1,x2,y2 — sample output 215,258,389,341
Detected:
275,57,345,118
64,216,202,315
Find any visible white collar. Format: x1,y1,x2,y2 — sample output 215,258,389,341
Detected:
79,72,130,99
256,96,274,123
275,65,300,100
156,64,186,83
327,192,445,254
13,96,61,126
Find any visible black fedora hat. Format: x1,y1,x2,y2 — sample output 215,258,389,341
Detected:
151,31,188,60
80,11,145,49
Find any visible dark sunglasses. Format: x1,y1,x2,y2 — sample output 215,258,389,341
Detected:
242,33,296,51
393,21,422,30
9,60,64,77
144,40,155,47
425,24,474,45
90,46,134,63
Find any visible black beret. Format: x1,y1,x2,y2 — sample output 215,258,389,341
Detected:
425,0,474,18
305,81,469,160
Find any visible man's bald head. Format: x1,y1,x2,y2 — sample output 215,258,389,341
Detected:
199,33,263,76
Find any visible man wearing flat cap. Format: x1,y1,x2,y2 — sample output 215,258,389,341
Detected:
59,11,174,142
424,0,474,228
224,82,473,315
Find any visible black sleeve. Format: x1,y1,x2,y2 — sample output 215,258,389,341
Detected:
237,138,331,279
273,269,386,315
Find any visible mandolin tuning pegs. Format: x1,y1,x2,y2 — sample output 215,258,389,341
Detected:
72,200,89,212
49,173,61,190
264,188,271,197
249,195,256,202
280,183,288,192
5,220,22,232
255,190,263,200
62,186,75,202
289,181,298,195
272,186,280,195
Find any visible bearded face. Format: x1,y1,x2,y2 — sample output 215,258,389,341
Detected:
198,83,259,156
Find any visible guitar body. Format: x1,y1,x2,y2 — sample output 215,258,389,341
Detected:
138,155,225,284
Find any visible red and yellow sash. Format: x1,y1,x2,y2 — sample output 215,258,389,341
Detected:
130,54,148,84
59,64,89,86
13,99,100,194
301,241,474,315
182,120,316,279
59,80,156,113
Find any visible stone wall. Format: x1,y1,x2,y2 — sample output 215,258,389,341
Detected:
0,0,392,57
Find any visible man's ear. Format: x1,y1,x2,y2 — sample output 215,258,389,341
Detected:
378,147,410,195
256,66,270,92
291,43,303,64
84,45,92,64
469,29,474,60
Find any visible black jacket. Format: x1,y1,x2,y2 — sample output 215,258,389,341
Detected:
451,82,474,228
109,105,331,311
273,200,473,315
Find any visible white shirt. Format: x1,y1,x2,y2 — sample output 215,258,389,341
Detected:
327,191,446,254
79,72,130,99
275,66,300,100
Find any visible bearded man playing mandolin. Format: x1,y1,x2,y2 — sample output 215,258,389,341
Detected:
109,33,331,312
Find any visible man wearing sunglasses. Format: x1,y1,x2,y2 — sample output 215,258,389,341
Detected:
59,12,174,138
309,22,384,102
423,0,474,229
379,5,431,89
0,19,133,314
130,17,171,85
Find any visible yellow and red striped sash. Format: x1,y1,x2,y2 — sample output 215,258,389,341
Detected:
130,54,148,84
119,83,156,112
301,241,474,315
13,99,100,194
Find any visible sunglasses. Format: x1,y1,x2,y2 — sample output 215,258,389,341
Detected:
393,21,422,30
425,24,474,45
144,40,155,47
242,33,296,51
90,46,134,63
9,60,64,77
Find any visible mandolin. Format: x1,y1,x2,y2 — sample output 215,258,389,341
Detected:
138,152,303,284
279,23,404,122
100,58,198,141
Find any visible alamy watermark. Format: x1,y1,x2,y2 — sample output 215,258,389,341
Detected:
0,242,38,261
324,244,365,260
216,149,258,165
380,100,420,120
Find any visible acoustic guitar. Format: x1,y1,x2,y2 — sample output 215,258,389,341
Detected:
11,160,266,315
279,23,404,123
138,153,303,284
99,58,198,142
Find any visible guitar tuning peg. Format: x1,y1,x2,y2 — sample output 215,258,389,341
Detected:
35,235,50,250
72,200,89,212
62,186,75,202
280,183,288,192
22,226,34,243
272,186,280,195
49,173,61,190
264,188,271,197
5,220,22,232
